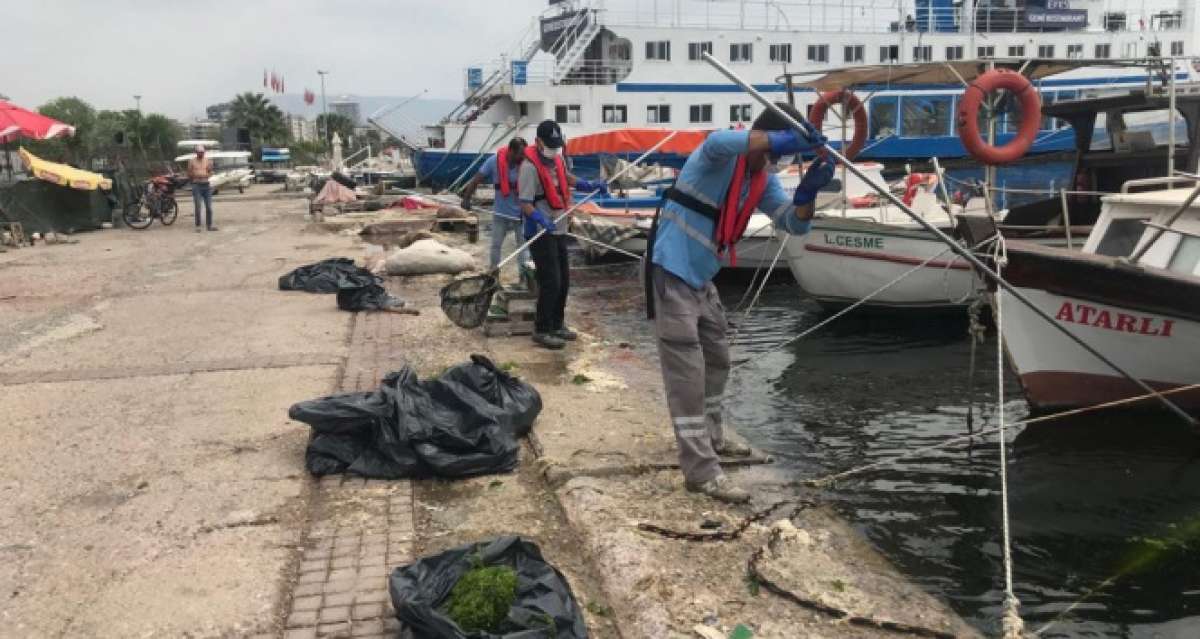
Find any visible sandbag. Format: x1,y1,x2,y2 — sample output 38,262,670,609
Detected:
385,239,476,276
289,357,540,479
279,258,377,293
439,355,542,438
389,536,588,639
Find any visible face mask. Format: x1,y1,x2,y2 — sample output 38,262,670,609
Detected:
541,146,559,160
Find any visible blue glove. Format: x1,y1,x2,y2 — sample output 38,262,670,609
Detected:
793,157,835,206
576,179,609,197
766,128,828,156
523,209,556,239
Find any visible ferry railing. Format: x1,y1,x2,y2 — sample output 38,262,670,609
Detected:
600,1,1188,35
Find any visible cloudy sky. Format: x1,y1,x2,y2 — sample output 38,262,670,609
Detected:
1,0,549,119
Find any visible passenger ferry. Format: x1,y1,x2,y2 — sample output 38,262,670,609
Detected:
415,0,1199,186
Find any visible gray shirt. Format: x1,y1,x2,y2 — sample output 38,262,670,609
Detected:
517,155,570,235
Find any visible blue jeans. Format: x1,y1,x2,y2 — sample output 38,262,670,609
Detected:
192,182,213,228
490,215,529,269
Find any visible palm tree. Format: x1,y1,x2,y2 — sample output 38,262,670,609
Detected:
228,92,288,151
316,113,355,147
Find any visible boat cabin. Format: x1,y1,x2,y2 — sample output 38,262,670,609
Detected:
1003,88,1200,228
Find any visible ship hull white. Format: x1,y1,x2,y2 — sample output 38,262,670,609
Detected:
998,287,1200,413
783,218,978,311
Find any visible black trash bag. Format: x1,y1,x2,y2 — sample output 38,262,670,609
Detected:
336,282,405,312
279,257,378,293
389,536,588,639
289,371,423,478
332,171,358,189
438,355,542,438
289,361,529,479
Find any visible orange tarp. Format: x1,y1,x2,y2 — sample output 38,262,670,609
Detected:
566,128,711,156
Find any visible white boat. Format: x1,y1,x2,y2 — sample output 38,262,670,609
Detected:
781,162,975,310
412,0,1200,186
971,178,1200,414
174,150,254,194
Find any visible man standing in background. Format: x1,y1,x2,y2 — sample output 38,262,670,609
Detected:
187,145,216,232
459,137,532,274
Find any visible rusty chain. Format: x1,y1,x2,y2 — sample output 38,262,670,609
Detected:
636,499,814,542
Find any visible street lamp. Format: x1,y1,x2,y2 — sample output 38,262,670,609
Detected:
317,70,329,147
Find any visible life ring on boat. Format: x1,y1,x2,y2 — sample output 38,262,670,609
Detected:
808,89,868,160
956,69,1041,165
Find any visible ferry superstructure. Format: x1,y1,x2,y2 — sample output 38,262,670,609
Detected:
414,0,1199,185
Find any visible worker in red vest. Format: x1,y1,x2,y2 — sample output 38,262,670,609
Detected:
460,137,532,273
517,120,608,350
647,103,832,502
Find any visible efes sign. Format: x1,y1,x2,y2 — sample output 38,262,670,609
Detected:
541,10,589,48
1024,0,1087,28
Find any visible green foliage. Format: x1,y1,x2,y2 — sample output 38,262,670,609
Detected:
585,601,611,617
289,139,326,166
498,361,520,372
744,573,761,597
570,373,591,385
444,561,518,633
728,624,754,639
228,92,288,151
30,97,95,164
316,112,355,145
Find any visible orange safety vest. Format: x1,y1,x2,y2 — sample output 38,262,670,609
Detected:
714,155,768,265
495,147,514,197
523,146,572,210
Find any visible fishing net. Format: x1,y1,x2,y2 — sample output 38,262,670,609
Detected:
440,271,500,329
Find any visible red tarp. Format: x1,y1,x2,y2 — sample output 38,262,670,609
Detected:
565,128,711,156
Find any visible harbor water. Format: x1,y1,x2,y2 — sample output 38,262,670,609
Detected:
719,285,1200,637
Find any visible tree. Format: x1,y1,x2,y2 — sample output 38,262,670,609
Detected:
228,92,288,152
316,113,355,147
33,97,95,165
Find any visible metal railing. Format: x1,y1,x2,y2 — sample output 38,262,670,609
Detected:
599,0,1189,36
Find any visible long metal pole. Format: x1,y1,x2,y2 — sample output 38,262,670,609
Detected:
1168,57,1177,177
317,70,329,148
700,51,1197,427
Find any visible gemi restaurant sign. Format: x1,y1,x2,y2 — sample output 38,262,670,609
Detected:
1024,0,1088,28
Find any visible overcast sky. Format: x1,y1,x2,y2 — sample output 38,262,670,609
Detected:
0,0,549,120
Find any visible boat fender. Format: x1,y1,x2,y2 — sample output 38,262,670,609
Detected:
808,89,868,160
956,69,1041,165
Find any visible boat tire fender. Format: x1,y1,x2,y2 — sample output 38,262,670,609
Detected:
808,89,868,161
956,69,1041,166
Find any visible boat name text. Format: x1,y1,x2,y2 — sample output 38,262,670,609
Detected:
823,234,884,250
1054,302,1174,337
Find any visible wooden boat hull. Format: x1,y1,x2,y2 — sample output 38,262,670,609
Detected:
784,217,979,311
997,242,1200,414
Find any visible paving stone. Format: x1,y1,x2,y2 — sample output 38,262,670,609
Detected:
323,578,355,594
351,618,385,636
330,555,355,570
317,621,351,637
321,605,351,623
324,591,355,608
328,568,357,582
284,628,318,639
294,582,323,598
292,595,322,612
352,602,384,620
355,588,389,604
287,609,319,628
298,570,325,584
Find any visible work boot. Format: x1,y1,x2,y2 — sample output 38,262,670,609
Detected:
532,332,565,350
685,474,751,504
554,326,578,341
714,439,753,457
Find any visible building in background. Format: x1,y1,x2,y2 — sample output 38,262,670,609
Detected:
205,102,234,123
187,120,222,141
287,114,316,142
330,98,361,126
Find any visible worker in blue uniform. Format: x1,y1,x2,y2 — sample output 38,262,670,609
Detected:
647,103,833,503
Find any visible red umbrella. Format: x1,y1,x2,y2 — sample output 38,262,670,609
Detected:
0,100,76,143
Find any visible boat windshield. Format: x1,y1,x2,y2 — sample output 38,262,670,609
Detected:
1094,217,1149,257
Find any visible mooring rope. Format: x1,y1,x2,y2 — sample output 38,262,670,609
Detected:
990,237,1026,639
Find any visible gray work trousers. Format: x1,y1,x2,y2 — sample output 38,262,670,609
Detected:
651,264,730,485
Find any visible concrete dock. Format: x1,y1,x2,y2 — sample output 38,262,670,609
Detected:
0,186,981,638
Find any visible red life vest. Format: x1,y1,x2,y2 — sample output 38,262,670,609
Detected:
523,146,571,210
495,147,514,197
713,155,768,266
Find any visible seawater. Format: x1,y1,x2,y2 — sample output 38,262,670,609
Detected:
719,284,1200,638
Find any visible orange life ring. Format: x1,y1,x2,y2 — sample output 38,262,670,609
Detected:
956,69,1041,165
808,89,868,160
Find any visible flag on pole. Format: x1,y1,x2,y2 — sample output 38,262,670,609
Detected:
263,70,268,88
